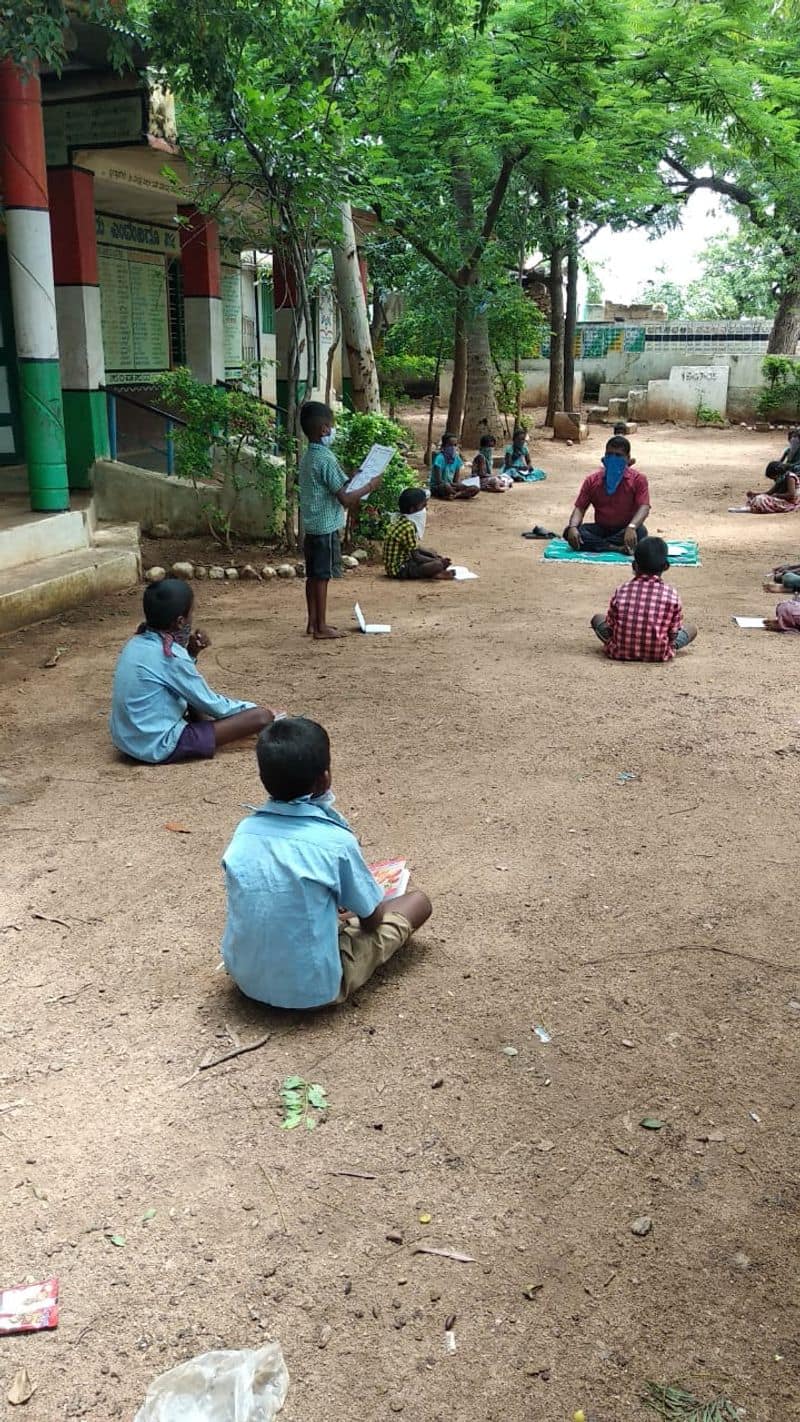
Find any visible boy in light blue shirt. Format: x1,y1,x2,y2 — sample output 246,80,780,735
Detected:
222,717,432,1009
110,579,275,764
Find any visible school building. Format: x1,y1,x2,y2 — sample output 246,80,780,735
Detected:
0,19,347,632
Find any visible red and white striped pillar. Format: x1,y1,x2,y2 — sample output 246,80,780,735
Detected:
0,59,69,509
178,206,224,384
48,166,108,488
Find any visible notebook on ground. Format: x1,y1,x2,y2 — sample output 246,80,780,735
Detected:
450,565,478,580
733,615,766,628
543,538,700,566
354,601,391,634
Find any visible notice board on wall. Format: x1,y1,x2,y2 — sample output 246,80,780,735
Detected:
98,246,170,384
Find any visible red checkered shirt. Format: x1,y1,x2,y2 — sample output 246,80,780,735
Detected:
605,574,683,662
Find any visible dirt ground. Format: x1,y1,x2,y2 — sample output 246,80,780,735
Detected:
1,420,799,1422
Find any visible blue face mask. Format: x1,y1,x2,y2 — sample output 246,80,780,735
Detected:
443,444,456,461
602,453,627,495
321,429,336,447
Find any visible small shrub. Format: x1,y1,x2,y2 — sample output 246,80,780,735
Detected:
153,366,283,547
758,355,800,418
335,410,420,540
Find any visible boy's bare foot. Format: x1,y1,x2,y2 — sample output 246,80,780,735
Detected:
314,626,346,640
435,569,456,579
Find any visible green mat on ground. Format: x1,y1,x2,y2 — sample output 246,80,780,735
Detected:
543,538,700,566
517,468,547,482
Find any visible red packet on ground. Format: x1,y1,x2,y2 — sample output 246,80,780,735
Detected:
369,858,410,900
0,1278,59,1334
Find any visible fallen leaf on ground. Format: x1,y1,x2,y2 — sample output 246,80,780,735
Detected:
42,647,67,669
412,1246,476,1263
141,1208,157,1222
535,1139,555,1152
501,1045,518,1057
419,1213,432,1224
8,1368,35,1405
640,1117,664,1130
107,1233,126,1247
164,822,192,834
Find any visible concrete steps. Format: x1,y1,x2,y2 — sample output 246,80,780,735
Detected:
0,545,140,636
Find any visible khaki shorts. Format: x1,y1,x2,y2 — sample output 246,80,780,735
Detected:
335,911,413,1001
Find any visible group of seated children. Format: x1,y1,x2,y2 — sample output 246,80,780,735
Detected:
109,586,433,1009
747,428,800,514
430,427,538,498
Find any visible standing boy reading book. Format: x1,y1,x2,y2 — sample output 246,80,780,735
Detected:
383,487,455,579
298,401,383,639
222,717,432,1008
590,536,697,661
110,579,275,763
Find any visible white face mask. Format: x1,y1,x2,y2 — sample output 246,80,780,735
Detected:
321,429,336,446
405,508,427,538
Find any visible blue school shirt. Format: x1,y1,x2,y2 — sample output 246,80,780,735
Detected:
109,630,255,764
429,452,463,490
221,797,383,1009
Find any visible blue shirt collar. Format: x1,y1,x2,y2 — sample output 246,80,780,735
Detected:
253,794,353,833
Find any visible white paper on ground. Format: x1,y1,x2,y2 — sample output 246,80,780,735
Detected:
667,544,687,556
460,475,480,489
733,616,766,628
345,444,395,496
354,601,391,634
450,565,478,580
728,506,750,513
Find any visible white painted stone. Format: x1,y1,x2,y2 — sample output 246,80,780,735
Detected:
276,563,296,578
261,565,277,579
352,549,369,563
342,554,359,568
224,567,239,580
240,564,260,579
145,565,166,582
667,363,729,423
209,566,225,579
194,565,208,579
171,561,194,579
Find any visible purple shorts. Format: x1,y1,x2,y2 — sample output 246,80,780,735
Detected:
163,720,216,763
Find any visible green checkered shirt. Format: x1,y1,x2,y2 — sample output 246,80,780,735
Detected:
299,443,348,535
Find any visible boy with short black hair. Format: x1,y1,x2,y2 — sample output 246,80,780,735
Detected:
298,401,383,640
110,579,275,763
383,487,455,579
590,536,697,662
221,717,432,1008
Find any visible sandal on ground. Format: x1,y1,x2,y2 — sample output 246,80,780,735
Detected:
521,526,557,539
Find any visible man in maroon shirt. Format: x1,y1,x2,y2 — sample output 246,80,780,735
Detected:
565,436,650,553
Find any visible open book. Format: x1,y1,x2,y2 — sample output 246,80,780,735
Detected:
733,615,766,629
344,444,395,497
369,858,410,899
354,601,391,634
450,565,478,580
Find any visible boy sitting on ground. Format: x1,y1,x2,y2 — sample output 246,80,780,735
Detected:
298,401,383,639
222,717,432,1009
429,433,478,499
383,487,455,579
110,579,275,764
472,435,513,492
590,536,697,662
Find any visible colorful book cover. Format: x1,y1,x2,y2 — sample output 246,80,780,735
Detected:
369,858,410,899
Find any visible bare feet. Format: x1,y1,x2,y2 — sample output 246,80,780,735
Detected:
314,626,346,640
435,569,456,579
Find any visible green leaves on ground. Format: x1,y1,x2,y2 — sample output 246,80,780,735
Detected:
280,1076,329,1130
642,1381,740,1421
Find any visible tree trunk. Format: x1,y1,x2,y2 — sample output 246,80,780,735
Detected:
768,276,800,353
461,305,501,446
545,246,565,427
564,206,579,411
332,201,381,412
426,334,445,466
446,295,467,437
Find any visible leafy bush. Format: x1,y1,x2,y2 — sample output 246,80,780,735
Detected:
153,366,283,547
758,355,800,417
335,409,420,540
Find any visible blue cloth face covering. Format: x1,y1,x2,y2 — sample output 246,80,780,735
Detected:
602,453,627,495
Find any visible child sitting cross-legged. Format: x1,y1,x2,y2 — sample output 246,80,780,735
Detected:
383,487,455,579
590,535,697,662
110,578,275,764
222,718,433,1009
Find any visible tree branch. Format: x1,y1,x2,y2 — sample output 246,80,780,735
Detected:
370,201,458,285
457,147,531,282
663,154,764,230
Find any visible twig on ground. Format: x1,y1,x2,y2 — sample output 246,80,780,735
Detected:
45,983,93,1005
582,943,791,971
412,1245,476,1263
328,1170,377,1180
180,1033,271,1085
257,1161,289,1233
32,911,71,929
